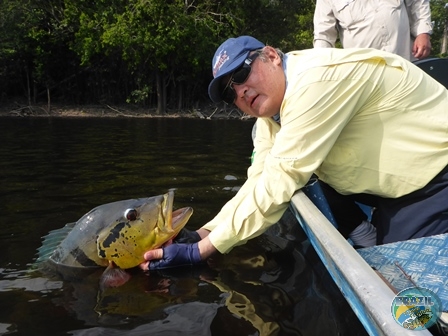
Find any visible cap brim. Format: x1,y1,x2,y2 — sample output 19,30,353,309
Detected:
208,77,224,103
208,52,249,103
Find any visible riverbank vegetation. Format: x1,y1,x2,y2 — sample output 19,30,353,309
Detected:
1,0,447,117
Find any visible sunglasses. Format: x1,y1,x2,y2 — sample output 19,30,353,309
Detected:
221,51,261,105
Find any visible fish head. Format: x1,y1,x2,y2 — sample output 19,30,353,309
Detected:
96,190,193,269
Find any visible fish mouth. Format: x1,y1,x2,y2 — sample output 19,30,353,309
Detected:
163,189,193,232
171,207,194,230
163,190,174,224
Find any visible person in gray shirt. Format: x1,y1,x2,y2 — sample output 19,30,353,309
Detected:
313,0,432,61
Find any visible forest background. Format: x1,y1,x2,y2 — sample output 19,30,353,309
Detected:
1,0,448,117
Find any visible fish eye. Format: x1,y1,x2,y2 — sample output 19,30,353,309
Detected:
124,208,138,221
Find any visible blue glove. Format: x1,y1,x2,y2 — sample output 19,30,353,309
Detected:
149,243,202,270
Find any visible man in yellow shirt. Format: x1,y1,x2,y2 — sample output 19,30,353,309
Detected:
141,36,448,270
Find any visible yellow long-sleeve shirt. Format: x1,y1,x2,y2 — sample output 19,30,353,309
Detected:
203,48,448,254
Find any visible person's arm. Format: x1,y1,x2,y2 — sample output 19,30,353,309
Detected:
407,0,432,59
140,118,281,269
413,33,431,59
201,118,285,254
313,0,338,48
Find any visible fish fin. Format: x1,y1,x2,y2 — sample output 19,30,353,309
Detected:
99,262,131,290
34,222,77,266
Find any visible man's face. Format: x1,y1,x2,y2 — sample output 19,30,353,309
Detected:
230,46,285,118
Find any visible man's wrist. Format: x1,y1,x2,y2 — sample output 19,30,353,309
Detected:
197,236,217,260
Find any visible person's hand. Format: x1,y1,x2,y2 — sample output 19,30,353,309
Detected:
139,243,202,271
173,228,201,244
413,33,431,59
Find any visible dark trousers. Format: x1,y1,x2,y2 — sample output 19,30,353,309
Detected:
319,165,448,244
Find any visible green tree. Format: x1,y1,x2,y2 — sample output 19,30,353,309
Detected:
65,0,238,114
430,0,448,56
0,0,83,110
0,0,315,111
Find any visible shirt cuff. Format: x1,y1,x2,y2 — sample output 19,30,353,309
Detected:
414,22,433,37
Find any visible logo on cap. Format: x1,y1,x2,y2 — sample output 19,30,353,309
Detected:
213,50,229,77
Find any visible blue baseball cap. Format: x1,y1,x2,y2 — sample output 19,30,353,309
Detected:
208,36,265,103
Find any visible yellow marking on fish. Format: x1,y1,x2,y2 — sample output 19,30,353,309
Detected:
96,198,193,270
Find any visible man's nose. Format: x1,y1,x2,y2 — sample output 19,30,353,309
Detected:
233,84,246,101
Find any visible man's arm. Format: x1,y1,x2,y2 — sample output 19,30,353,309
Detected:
407,0,432,59
313,0,338,48
140,119,281,270
413,33,431,59
200,118,282,254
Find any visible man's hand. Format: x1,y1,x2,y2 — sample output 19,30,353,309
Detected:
413,33,431,59
174,228,201,244
139,234,217,271
140,243,202,271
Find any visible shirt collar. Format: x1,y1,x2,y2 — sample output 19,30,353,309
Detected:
271,54,288,125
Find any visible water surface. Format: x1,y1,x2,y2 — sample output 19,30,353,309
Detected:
0,117,367,335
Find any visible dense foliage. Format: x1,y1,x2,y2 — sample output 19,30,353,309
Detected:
0,0,446,114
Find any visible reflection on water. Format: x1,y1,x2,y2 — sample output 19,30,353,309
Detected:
0,117,367,335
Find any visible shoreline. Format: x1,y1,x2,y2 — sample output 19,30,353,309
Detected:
0,103,252,120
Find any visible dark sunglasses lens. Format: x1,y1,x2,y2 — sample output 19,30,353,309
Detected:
232,66,251,85
220,54,258,104
222,86,236,105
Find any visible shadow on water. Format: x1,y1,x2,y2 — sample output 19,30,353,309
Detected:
0,117,368,335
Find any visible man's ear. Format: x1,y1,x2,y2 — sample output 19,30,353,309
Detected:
265,46,281,65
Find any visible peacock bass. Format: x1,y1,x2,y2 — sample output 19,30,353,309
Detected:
35,190,193,288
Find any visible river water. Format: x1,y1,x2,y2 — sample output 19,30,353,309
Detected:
0,117,367,335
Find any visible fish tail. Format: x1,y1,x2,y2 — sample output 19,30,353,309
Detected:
33,222,77,267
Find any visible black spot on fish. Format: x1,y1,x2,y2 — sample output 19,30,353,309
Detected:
102,222,130,248
70,247,98,267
